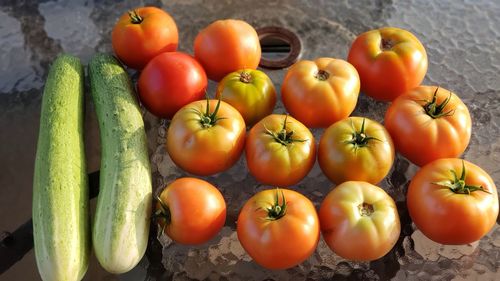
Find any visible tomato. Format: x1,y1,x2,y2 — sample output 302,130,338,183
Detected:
194,19,261,81
281,58,360,128
384,86,471,166
319,181,401,261
245,114,316,187
237,188,319,269
407,158,498,245
216,69,276,126
166,99,246,176
111,7,178,69
347,27,428,101
318,117,394,184
154,177,226,245
138,52,207,119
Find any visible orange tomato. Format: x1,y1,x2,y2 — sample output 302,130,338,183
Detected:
347,27,427,101
281,58,360,128
166,99,246,176
194,19,261,81
112,7,178,69
237,188,320,269
319,181,401,261
407,158,498,244
155,178,226,245
245,114,316,187
384,86,471,166
318,117,394,184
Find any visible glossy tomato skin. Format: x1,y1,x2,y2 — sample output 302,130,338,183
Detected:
347,27,428,101
112,7,178,69
319,181,401,261
194,19,261,81
245,114,316,187
384,86,471,166
138,52,207,119
281,58,360,128
237,189,320,269
166,100,245,176
407,158,498,245
318,117,394,184
156,178,226,245
216,69,276,126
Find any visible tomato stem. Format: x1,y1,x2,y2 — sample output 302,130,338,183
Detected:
152,195,171,225
433,160,491,195
128,10,143,24
358,202,374,216
345,118,381,149
264,114,307,146
315,70,330,81
198,96,225,128
380,38,394,51
239,71,252,83
266,189,287,220
422,87,455,119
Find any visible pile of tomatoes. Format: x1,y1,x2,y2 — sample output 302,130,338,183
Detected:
111,6,498,270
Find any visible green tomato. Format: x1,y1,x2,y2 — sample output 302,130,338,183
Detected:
216,69,276,126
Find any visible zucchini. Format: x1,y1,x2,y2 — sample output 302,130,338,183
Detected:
89,53,152,274
32,54,89,281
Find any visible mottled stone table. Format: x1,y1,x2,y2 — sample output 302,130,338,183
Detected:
1,0,499,280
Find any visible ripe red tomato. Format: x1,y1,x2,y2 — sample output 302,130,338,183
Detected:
138,52,207,119
216,69,276,126
112,7,178,69
245,114,316,187
319,181,401,261
347,27,428,101
237,188,320,269
407,158,498,245
281,58,360,128
166,99,246,176
194,19,261,81
155,177,226,245
318,117,394,184
384,86,471,166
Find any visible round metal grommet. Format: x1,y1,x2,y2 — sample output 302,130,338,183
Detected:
256,26,302,69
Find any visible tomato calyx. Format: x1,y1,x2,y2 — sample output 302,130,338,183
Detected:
264,189,288,221
422,87,455,119
380,38,395,51
264,115,307,146
315,70,330,81
239,71,252,83
192,96,226,128
433,161,491,195
128,10,143,24
358,202,374,216
345,118,380,149
153,195,172,228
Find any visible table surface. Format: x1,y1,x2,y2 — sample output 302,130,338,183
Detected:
1,0,499,280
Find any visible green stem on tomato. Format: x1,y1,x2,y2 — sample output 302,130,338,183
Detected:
152,195,171,225
433,160,491,195
128,10,143,24
264,114,307,146
344,118,381,150
197,95,225,128
265,189,287,221
422,87,455,119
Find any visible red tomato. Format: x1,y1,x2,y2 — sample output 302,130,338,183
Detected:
237,188,320,269
384,86,471,166
138,52,207,119
245,114,316,187
112,7,178,69
319,181,401,261
318,117,394,184
281,58,360,128
407,158,498,245
155,177,226,245
166,99,246,176
347,27,428,101
194,19,261,81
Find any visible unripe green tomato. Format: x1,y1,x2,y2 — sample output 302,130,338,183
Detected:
216,69,276,126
